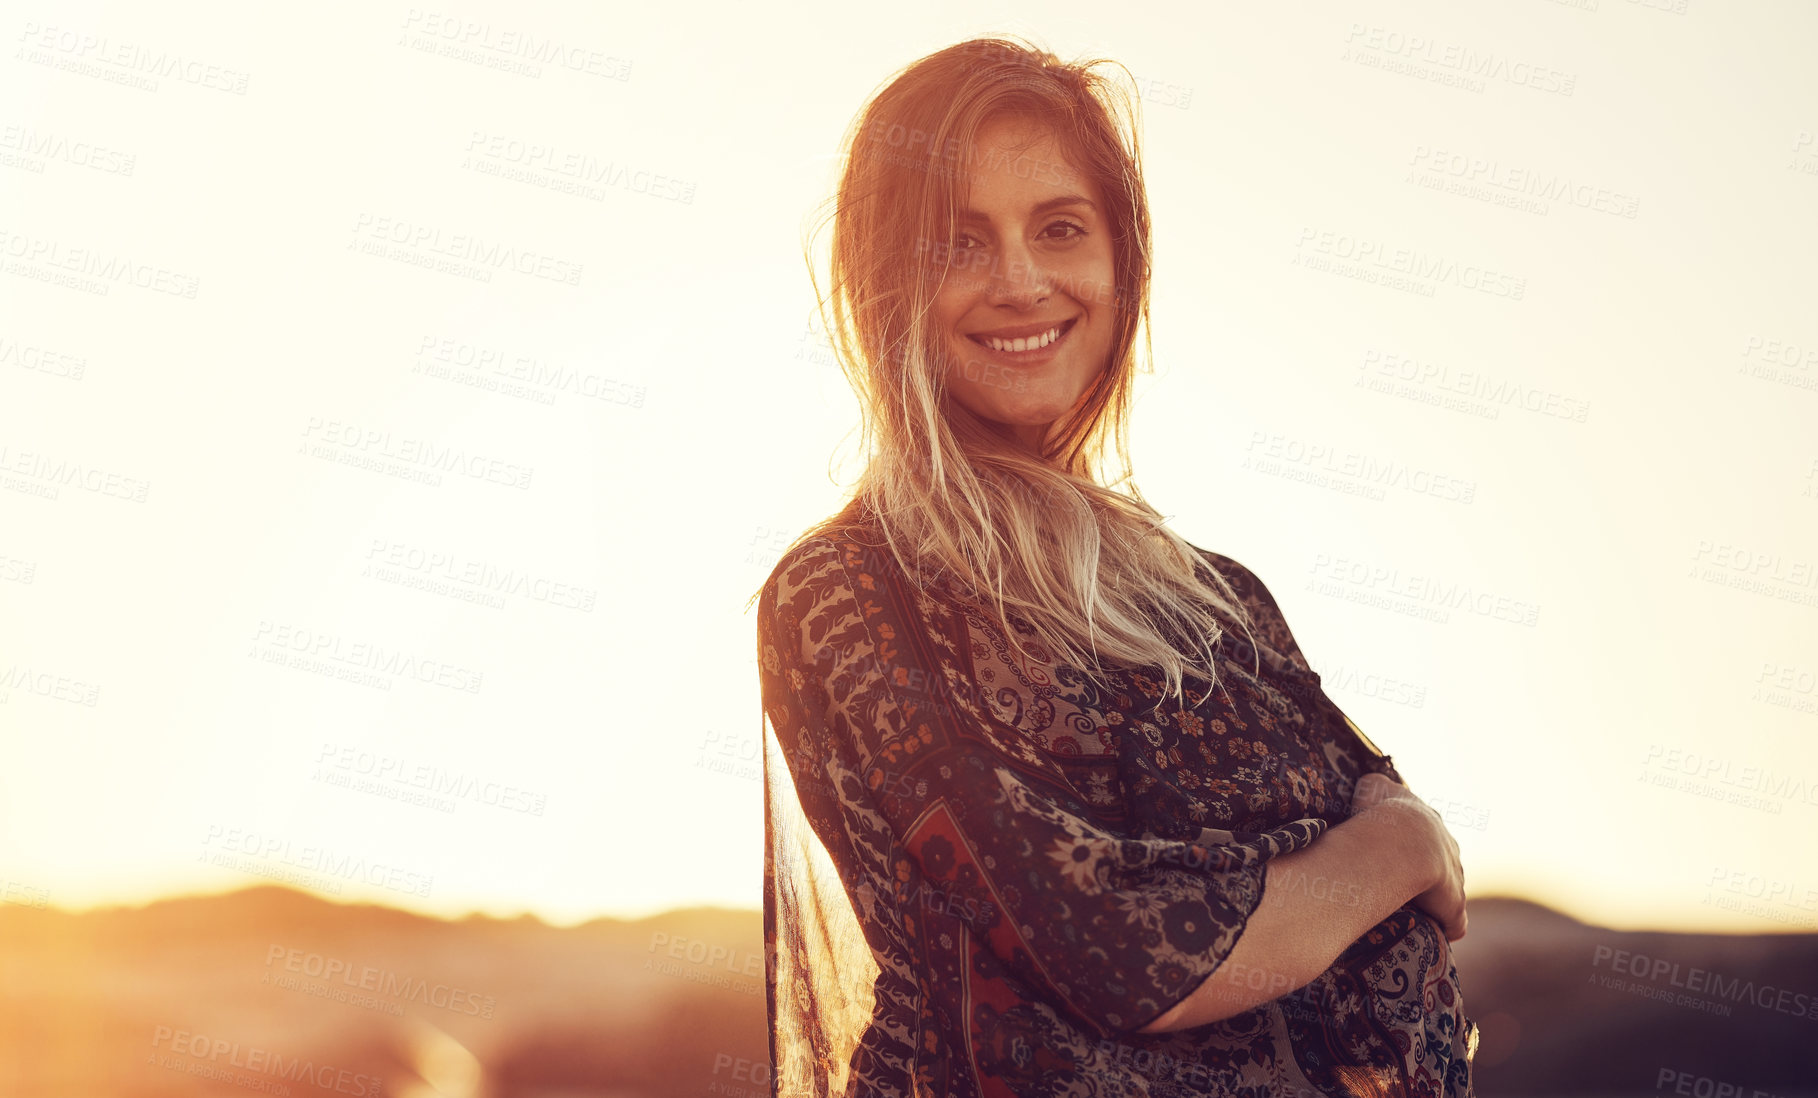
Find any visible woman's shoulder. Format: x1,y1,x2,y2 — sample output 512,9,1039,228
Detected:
1180,543,1309,668
1180,540,1252,580
1183,543,1271,609
759,510,909,613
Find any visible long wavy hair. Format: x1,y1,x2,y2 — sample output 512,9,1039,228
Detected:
783,35,1256,704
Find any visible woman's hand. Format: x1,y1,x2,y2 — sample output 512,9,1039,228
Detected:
1350,772,1468,942
1137,774,1468,1033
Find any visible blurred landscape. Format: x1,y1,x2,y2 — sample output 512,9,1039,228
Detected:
2,888,1815,1096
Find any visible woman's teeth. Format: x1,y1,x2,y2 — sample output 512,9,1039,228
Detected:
978,324,1063,353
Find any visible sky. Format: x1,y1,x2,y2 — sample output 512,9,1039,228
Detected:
2,0,1815,935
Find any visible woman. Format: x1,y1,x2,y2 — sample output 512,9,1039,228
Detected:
752,36,1477,1097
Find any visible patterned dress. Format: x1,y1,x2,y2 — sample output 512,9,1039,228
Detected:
755,517,1478,1097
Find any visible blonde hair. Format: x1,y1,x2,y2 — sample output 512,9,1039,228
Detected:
782,35,1255,704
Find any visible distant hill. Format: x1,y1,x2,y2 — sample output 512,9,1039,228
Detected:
1448,896,1818,1093
1,889,1814,1096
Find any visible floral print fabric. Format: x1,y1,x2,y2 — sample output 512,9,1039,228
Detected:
756,522,1477,1097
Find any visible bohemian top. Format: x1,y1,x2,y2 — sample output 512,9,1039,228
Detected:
755,515,1478,1097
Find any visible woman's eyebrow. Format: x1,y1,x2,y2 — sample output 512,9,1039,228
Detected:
957,194,1096,222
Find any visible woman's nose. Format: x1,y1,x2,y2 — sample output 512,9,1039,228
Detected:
985,243,1052,306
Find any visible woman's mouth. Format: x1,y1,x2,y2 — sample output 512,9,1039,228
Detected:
966,317,1079,358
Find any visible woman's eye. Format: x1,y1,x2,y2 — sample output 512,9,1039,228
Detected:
942,221,1082,264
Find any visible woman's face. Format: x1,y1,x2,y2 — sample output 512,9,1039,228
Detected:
929,117,1118,452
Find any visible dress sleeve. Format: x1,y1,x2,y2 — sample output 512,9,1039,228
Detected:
756,536,1329,1037
1196,547,1407,788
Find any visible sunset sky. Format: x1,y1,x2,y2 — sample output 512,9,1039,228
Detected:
2,1,1815,935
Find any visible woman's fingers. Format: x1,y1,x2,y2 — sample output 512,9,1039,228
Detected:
1442,847,1467,940
1350,771,1412,814
1354,770,1469,941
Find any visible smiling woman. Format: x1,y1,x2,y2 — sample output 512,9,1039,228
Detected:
929,120,1118,450
754,34,1476,1098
